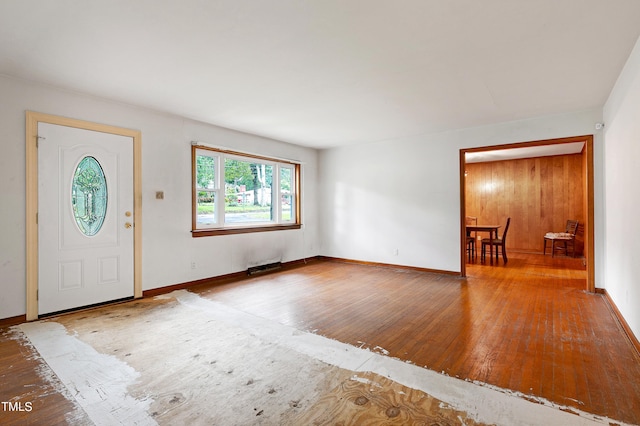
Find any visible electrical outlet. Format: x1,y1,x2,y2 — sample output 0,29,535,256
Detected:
191,261,196,270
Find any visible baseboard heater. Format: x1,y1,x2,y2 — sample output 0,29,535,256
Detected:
247,262,282,276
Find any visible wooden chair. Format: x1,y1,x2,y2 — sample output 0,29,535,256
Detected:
481,217,511,264
544,220,579,257
465,216,477,262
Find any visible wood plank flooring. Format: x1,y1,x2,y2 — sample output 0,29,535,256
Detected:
1,252,639,424
192,253,640,424
0,327,91,425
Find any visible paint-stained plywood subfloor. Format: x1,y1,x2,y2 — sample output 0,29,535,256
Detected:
36,295,354,425
294,371,486,425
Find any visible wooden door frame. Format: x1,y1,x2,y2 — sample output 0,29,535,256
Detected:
25,111,143,320
459,135,595,292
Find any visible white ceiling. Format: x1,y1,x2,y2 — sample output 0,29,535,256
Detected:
465,142,585,163
1,1,640,149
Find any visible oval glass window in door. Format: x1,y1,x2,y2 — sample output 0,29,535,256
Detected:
71,156,108,236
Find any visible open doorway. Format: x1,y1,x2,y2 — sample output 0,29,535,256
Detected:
459,135,595,292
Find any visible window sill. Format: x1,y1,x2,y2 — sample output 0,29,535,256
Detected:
192,224,302,237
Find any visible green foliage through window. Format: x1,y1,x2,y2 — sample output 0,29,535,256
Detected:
193,147,298,231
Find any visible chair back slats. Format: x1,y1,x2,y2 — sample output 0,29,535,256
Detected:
566,219,579,235
466,216,477,238
465,216,477,262
502,217,511,241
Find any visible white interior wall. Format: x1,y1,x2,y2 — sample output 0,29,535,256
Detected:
602,36,640,339
0,75,319,320
318,109,604,274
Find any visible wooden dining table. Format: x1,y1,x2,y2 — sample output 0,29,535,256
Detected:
466,224,501,265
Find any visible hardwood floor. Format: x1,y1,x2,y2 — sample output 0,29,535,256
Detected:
192,253,640,424
0,326,91,425
1,252,639,424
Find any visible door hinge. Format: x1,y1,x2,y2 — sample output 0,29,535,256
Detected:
36,135,45,148
37,290,39,301
36,212,38,224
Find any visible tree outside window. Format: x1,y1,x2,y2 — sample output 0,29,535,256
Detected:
192,146,300,236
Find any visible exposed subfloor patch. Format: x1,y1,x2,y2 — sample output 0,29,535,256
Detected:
16,290,631,425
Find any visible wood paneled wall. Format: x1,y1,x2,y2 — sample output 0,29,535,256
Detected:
465,154,584,254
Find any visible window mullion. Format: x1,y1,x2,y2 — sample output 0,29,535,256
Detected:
274,164,281,224
217,155,224,226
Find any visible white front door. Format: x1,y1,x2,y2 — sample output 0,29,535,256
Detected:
38,122,135,315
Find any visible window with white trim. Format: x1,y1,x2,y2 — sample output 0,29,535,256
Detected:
192,146,301,236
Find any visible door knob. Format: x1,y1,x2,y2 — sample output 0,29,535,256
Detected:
125,222,132,229
125,211,132,217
